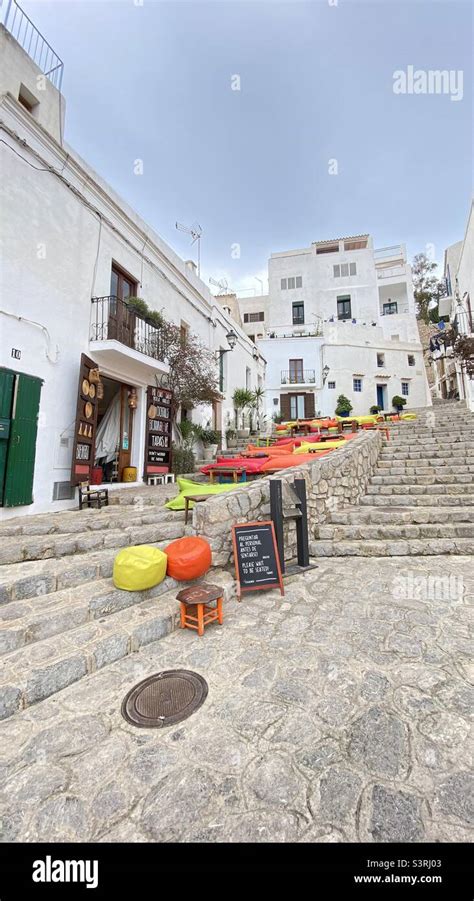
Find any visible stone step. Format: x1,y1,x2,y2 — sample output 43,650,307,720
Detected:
366,483,467,496
0,573,182,657
0,506,180,538
327,506,474,525
387,440,474,449
310,537,474,557
315,522,474,541
388,426,474,434
0,520,186,567
376,462,474,473
370,473,474,486
360,493,474,507
380,450,474,460
0,584,191,719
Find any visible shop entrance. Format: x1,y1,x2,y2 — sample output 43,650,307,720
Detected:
94,376,136,482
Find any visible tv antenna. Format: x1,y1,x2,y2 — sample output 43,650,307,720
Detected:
175,220,202,277
209,276,229,294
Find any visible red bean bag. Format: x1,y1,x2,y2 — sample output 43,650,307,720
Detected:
163,536,212,581
202,457,267,474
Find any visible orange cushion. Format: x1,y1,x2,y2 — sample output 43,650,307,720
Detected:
247,443,294,456
164,536,212,581
259,451,332,472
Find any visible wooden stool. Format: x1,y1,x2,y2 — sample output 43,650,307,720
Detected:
177,582,224,637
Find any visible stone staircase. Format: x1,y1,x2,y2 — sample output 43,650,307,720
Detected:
0,487,193,720
311,402,474,557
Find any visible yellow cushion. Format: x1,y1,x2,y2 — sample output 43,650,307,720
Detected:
113,545,167,591
400,413,417,420
295,439,346,454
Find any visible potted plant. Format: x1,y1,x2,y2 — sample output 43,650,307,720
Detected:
392,395,407,413
125,296,149,319
233,388,253,438
370,404,382,415
226,428,237,449
335,394,353,417
194,425,220,461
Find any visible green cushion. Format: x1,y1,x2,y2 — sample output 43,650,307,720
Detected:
165,477,240,511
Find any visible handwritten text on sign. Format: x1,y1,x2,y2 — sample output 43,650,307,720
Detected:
232,522,284,597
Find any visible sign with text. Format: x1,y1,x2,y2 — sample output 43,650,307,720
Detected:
232,521,284,599
145,385,173,475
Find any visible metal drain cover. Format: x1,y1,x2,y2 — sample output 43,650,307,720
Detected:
121,670,208,728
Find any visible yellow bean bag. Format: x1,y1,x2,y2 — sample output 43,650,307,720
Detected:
337,414,381,425
294,439,346,454
113,545,167,591
165,477,240,511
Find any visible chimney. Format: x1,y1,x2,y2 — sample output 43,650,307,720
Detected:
185,260,198,275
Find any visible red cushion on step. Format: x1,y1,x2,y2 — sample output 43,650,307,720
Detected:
163,536,212,581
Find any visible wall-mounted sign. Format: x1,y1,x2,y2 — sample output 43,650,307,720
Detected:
232,521,284,599
11,349,21,360
144,384,173,476
71,353,99,485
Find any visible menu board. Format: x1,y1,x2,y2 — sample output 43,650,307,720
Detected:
144,385,173,475
71,353,99,485
232,521,284,599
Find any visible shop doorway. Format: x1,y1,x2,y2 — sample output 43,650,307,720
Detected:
94,376,135,482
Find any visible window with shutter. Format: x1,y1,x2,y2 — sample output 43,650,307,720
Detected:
304,393,315,418
280,394,291,420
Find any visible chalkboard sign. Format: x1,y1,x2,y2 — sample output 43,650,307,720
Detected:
232,521,284,599
144,385,173,475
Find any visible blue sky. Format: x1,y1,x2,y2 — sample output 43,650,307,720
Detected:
19,0,473,293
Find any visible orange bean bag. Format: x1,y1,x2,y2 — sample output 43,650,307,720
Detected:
163,536,212,581
247,443,294,455
259,450,332,471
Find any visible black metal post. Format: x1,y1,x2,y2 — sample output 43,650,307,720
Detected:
270,479,285,574
294,478,310,568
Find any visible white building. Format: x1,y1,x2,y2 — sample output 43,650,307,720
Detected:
247,234,430,420
433,201,474,410
0,16,264,516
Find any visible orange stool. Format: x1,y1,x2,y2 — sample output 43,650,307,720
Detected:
164,536,212,581
177,583,224,637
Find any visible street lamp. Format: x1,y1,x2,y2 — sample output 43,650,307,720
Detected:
216,329,237,391
322,364,330,384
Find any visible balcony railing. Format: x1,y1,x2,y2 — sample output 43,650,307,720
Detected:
281,369,316,384
2,0,64,90
90,296,167,362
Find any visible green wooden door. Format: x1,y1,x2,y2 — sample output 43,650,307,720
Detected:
0,370,15,502
3,373,43,508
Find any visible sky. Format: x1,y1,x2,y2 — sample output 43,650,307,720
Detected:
17,0,474,294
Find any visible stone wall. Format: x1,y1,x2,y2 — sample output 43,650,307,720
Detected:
191,431,383,566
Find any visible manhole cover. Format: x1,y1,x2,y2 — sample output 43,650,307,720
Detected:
121,670,208,728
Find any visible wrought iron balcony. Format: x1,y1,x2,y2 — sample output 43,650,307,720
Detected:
281,369,316,385
90,296,167,362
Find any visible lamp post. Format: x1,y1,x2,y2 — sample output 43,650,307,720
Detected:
322,364,330,385
217,329,237,391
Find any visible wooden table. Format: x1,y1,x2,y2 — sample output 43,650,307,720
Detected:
183,493,211,525
289,423,311,438
206,467,246,485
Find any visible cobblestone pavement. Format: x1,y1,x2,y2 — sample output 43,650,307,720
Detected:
1,556,473,843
